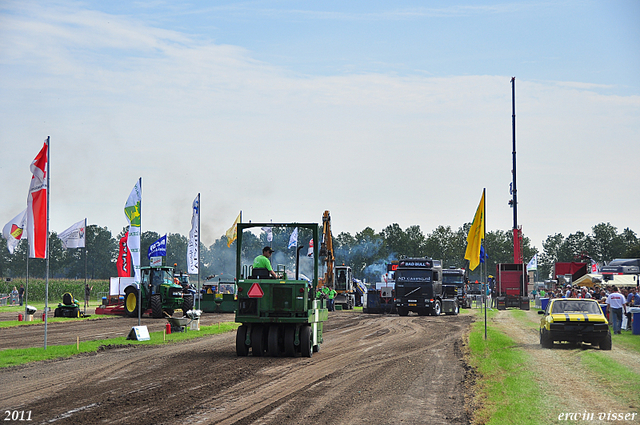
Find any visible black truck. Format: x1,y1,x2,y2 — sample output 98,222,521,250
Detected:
442,267,469,308
394,258,443,316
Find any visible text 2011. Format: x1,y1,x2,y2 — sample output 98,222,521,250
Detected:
4,411,32,421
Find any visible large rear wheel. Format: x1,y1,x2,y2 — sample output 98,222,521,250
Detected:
267,325,281,357
124,287,139,318
301,325,313,358
236,325,249,356
284,326,296,357
182,295,194,316
251,325,266,357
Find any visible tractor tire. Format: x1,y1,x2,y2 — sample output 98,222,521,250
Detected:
600,331,612,350
124,287,139,318
267,325,281,357
300,325,313,358
236,325,249,356
182,295,194,316
54,308,61,317
150,294,163,318
251,325,266,357
284,326,296,357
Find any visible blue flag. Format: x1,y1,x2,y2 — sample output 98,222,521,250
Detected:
480,243,488,264
148,234,167,259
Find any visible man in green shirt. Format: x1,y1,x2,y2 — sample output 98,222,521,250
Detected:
253,246,277,279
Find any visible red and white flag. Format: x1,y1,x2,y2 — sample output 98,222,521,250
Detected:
2,209,28,254
117,233,132,277
26,139,49,259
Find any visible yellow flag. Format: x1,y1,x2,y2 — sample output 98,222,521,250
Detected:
225,212,241,247
464,190,485,271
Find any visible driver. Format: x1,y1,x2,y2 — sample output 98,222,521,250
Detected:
253,246,278,279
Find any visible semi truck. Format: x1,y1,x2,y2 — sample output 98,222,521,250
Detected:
495,263,530,310
394,258,443,316
442,267,469,308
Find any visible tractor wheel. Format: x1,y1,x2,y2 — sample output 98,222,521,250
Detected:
251,325,266,357
54,308,61,317
284,326,296,357
431,301,441,316
236,325,249,356
600,331,612,350
398,308,409,317
182,295,194,316
151,294,163,318
267,325,281,357
124,287,139,318
300,325,313,358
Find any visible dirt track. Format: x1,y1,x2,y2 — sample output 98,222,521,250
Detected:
0,311,473,425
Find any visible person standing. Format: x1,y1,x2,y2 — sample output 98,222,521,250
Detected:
18,284,25,306
606,286,626,335
84,283,94,310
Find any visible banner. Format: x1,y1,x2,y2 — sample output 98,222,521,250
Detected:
288,227,298,249
27,139,48,259
307,239,314,257
148,234,167,259
527,254,537,271
226,212,241,247
464,189,485,271
2,209,27,255
187,194,199,274
124,179,141,284
59,219,86,249
116,233,132,278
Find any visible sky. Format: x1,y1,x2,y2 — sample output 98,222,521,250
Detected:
1,0,639,253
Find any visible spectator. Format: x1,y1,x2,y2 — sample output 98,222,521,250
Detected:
18,284,25,306
606,286,626,335
11,286,18,305
84,283,94,310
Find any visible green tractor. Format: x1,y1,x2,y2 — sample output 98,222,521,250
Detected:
123,265,195,318
235,222,328,358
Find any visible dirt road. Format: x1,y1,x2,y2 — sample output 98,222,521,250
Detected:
0,311,473,425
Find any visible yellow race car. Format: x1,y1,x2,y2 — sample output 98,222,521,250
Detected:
538,298,611,350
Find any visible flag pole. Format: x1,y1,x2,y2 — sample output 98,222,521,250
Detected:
137,177,142,328
44,136,50,350
483,188,487,341
24,248,29,319
84,217,88,317
197,193,201,311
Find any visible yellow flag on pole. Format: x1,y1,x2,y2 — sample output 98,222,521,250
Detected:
225,212,241,247
464,190,485,271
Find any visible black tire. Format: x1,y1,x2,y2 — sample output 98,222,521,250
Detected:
301,325,313,358
182,295,194,316
54,308,61,317
236,325,249,356
540,329,553,349
452,302,459,315
267,325,281,357
284,326,296,357
251,325,266,357
398,308,409,317
600,331,612,350
432,301,441,316
150,294,163,318
124,287,139,318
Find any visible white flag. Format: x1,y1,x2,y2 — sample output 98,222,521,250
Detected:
3,209,27,254
261,226,273,243
59,219,86,249
527,254,537,271
124,179,142,285
288,227,298,249
187,194,199,274
307,239,314,257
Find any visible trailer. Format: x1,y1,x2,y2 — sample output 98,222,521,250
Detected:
495,263,530,310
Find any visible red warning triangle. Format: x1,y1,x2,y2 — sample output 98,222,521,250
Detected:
247,282,264,298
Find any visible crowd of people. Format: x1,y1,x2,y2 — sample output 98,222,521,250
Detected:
534,283,640,334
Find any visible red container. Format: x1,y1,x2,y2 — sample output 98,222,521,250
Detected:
18,314,23,322
42,313,46,321
165,322,171,335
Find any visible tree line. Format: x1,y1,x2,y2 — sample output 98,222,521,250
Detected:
1,222,638,284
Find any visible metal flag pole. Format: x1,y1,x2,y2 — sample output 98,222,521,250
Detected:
25,250,29,320
483,188,487,340
83,217,88,317
44,136,50,350
137,177,142,328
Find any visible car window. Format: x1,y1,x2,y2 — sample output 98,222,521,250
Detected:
551,301,601,314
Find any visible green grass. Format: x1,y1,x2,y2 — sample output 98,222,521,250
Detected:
0,321,240,368
579,350,640,407
468,310,545,425
612,331,640,354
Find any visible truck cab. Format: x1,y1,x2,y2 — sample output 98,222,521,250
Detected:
442,267,468,308
394,258,443,316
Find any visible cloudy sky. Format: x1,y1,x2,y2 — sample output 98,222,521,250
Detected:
1,0,639,252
